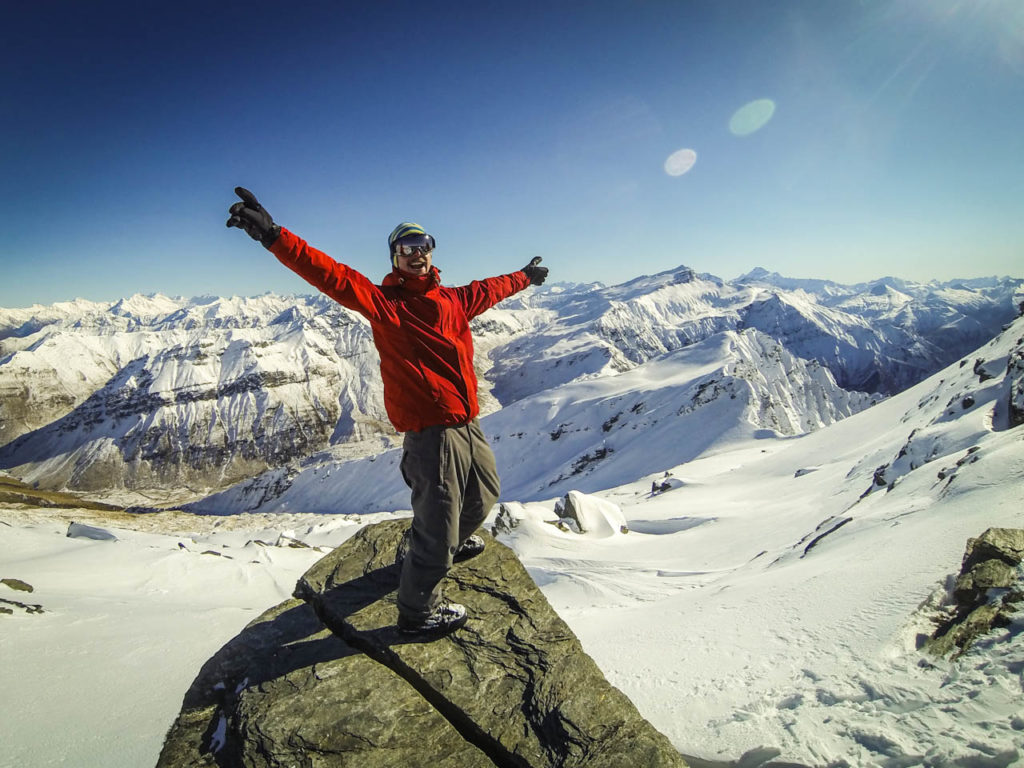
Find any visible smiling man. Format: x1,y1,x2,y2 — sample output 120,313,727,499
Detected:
227,187,548,637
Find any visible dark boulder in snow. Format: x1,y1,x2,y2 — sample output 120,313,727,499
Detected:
490,502,521,536
1,578,43,616
158,520,687,768
926,528,1024,659
1007,342,1024,429
1,578,33,593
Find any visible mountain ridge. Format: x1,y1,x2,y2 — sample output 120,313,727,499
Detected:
1,268,1020,499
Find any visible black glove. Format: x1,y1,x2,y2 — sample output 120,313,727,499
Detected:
522,256,548,286
226,187,281,247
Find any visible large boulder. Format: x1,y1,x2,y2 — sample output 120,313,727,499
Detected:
158,520,688,768
157,596,492,768
926,527,1024,658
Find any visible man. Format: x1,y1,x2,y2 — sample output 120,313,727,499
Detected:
226,187,548,637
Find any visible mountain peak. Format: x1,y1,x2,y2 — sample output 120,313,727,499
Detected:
736,266,776,282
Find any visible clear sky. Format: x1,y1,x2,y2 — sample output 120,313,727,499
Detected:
2,0,1022,307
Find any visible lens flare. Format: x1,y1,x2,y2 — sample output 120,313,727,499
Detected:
729,99,776,136
664,148,697,176
999,21,1024,75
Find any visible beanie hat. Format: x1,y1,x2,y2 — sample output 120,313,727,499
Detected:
388,222,427,249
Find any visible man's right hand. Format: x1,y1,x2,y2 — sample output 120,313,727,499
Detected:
227,187,281,247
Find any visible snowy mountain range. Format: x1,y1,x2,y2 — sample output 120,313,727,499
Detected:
1,266,1020,499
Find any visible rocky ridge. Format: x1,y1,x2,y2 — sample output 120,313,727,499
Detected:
859,323,1024,498
924,527,1024,659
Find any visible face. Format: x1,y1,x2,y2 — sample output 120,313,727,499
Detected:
395,247,432,277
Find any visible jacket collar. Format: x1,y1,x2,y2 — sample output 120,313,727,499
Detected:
382,266,442,294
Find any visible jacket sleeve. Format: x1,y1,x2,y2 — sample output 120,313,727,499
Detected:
454,271,533,320
268,228,392,322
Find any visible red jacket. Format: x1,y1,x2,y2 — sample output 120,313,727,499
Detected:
270,227,531,432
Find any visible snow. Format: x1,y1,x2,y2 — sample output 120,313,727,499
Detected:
2,310,1023,765
530,404,1024,764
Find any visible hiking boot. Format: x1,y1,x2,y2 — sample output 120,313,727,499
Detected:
453,534,485,563
397,602,468,637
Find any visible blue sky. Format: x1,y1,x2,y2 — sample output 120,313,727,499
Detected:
2,0,1022,307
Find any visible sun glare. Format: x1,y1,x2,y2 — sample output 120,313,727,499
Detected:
664,148,697,177
998,7,1024,75
728,99,776,137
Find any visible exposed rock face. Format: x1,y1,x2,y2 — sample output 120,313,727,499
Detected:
158,520,687,768
926,528,1024,658
0,294,392,494
553,491,629,536
1007,340,1024,429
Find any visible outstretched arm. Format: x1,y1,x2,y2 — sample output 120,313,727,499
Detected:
226,187,390,322
456,257,548,319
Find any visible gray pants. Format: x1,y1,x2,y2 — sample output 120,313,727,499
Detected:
397,419,500,621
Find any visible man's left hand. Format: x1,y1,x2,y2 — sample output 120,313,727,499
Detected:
522,256,548,286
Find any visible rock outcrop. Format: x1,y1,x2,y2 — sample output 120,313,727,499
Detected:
926,527,1024,658
1,578,43,615
157,520,688,768
1007,340,1024,429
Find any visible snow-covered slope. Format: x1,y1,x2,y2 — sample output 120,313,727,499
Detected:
1,268,1020,496
482,327,877,500
501,313,1024,764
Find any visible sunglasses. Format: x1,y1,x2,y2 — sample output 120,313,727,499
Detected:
396,244,432,257
393,233,435,256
